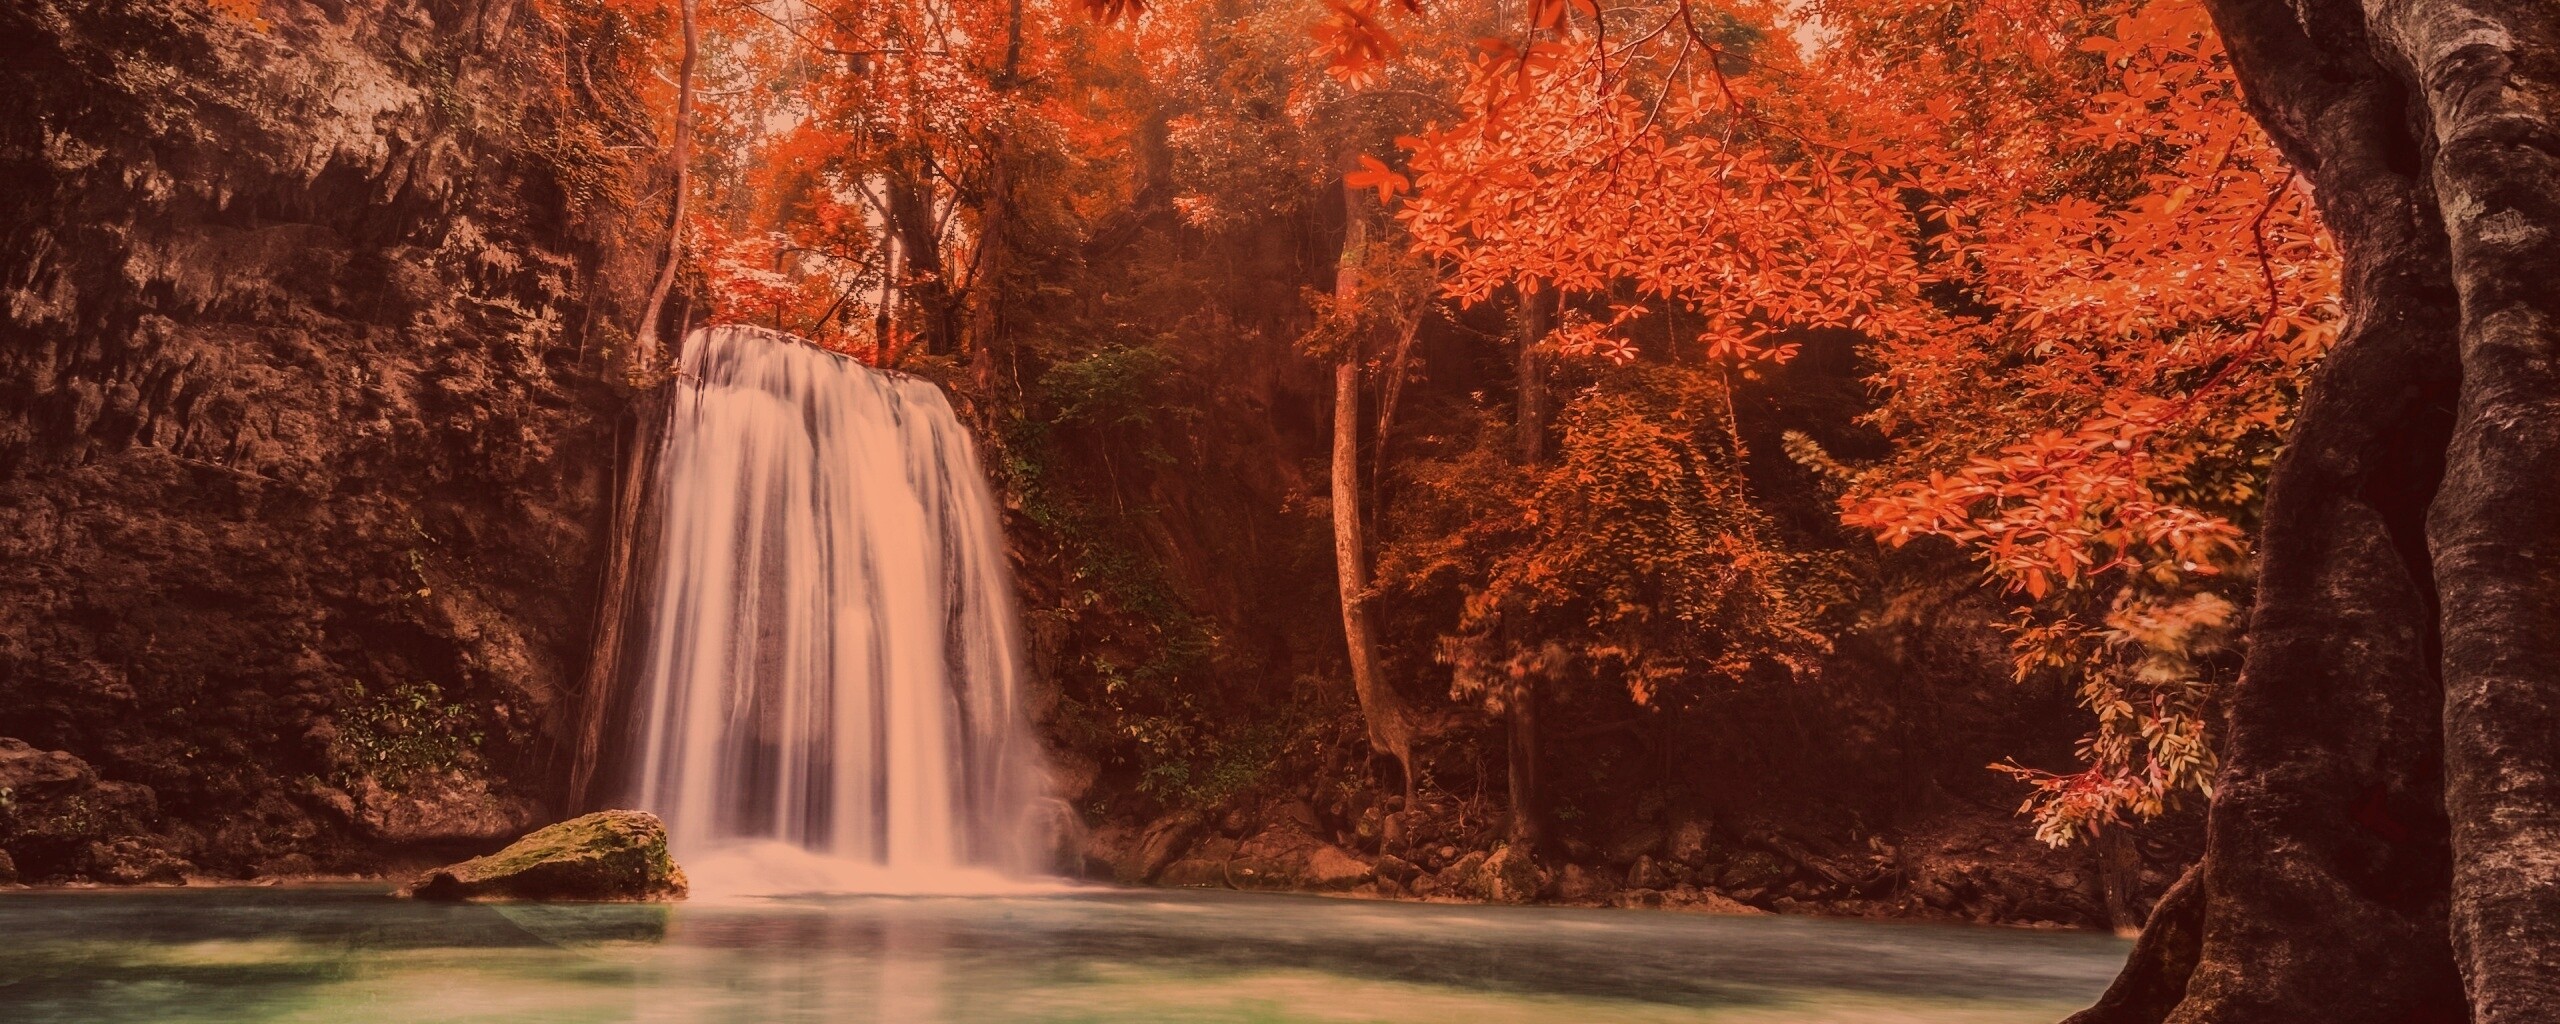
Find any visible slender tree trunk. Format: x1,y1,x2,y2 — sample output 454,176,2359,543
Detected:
1505,669,1541,848
629,0,697,379
874,235,898,364
2096,827,2144,937
1516,287,1548,466
1507,287,1549,849
2071,0,2560,1020
1331,172,1417,808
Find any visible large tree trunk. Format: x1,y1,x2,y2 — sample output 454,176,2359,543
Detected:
2384,4,2560,1020
1330,174,1417,807
2073,1,2560,1020
629,0,697,380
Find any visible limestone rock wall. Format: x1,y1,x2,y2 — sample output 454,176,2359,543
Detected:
0,0,652,879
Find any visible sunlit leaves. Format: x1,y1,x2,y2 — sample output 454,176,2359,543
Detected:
1378,0,2325,841
1345,153,1412,202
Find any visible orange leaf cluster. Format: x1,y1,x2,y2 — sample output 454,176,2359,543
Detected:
1365,0,2331,838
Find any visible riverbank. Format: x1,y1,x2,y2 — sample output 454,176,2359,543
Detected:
1079,793,2174,932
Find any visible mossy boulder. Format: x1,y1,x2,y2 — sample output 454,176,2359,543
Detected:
399,810,686,902
1479,843,1541,904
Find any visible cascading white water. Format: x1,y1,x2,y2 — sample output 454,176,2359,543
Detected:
622,325,1051,895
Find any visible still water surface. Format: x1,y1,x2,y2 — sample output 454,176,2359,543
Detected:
0,884,2124,1023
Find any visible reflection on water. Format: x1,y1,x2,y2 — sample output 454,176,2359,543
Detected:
0,885,2126,1023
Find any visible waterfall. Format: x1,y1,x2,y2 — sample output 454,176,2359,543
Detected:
619,325,1051,894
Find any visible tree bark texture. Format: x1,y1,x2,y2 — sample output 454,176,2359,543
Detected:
887,155,960,358
2377,4,2560,1019
1516,289,1549,467
2073,1,2558,1020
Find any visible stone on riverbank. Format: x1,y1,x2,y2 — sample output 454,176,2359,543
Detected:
1479,843,1540,904
399,810,686,902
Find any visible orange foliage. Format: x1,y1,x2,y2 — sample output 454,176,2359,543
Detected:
665,0,2330,844
1331,0,2328,841
204,0,267,26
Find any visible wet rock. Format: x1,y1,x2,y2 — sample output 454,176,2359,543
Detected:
1689,890,1768,915
1303,844,1374,890
253,852,319,878
1439,850,1489,895
1118,812,1202,884
1026,797,1084,874
0,738,168,881
1717,850,1794,891
1668,817,1716,867
1354,805,1384,848
1597,824,1658,865
1222,827,1369,891
399,810,686,902
85,837,189,884
0,738,92,802
353,772,540,845
1374,853,1421,884
1627,854,1674,890
0,849,16,885
1556,862,1618,902
1047,752,1100,805
1080,822,1135,880
1901,841,2106,927
1157,858,1229,888
1479,843,1539,904
1277,800,1323,833
1616,887,1666,908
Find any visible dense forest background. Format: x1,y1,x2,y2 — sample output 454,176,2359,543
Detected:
1,0,2305,933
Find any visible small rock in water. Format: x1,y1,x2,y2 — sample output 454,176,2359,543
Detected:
399,810,686,902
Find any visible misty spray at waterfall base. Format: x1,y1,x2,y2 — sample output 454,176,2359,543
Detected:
613,326,1057,897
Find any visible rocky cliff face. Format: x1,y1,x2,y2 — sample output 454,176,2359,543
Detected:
0,0,649,880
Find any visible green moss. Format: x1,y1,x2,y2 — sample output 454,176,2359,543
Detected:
332,679,485,789
404,810,685,903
